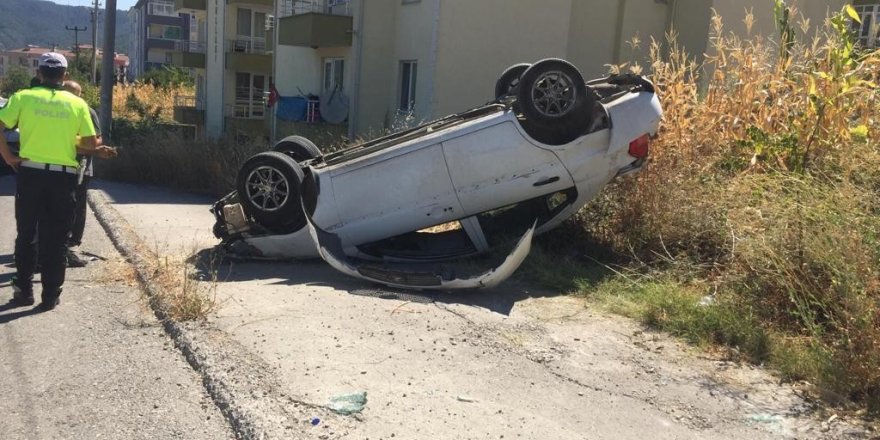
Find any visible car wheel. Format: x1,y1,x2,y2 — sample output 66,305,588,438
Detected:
517,59,593,127
236,151,306,233
494,63,531,99
271,135,322,163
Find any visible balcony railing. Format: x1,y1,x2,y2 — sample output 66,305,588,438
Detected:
227,101,265,119
279,0,351,18
174,40,206,53
227,36,267,54
174,95,204,109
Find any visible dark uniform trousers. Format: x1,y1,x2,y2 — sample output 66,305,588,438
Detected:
68,174,91,247
14,166,77,298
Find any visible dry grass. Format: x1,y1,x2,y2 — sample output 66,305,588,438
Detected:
94,257,139,287
149,249,219,322
97,125,264,196
112,83,192,122
564,5,880,411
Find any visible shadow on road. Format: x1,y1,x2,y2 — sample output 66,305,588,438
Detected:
188,247,562,316
91,180,216,206
0,302,46,324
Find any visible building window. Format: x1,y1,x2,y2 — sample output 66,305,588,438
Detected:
852,4,880,48
148,0,177,17
398,60,417,112
149,24,182,40
32,59,39,67
232,8,267,53
234,72,266,119
323,58,344,92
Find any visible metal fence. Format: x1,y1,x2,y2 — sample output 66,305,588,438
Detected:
226,101,265,119
174,40,207,53
227,37,267,54
279,0,352,18
174,95,205,109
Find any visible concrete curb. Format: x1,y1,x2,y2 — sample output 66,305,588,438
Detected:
87,188,352,440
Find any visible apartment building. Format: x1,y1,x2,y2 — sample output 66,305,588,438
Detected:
167,0,276,138
128,0,192,78
168,0,871,140
0,47,74,78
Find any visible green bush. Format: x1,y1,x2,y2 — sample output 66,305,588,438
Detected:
139,66,194,89
0,65,32,97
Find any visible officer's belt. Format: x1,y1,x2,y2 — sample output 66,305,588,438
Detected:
19,160,78,175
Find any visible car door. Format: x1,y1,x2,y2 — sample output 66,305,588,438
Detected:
442,120,574,215
329,142,464,246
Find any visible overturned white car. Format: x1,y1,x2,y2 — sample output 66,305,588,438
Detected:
212,59,662,289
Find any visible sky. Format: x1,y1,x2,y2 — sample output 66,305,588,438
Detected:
51,0,137,11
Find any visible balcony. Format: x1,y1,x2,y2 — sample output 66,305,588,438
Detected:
171,40,206,68
173,0,205,12
278,0,352,48
228,0,272,8
173,95,205,125
225,37,271,71
225,101,267,134
146,37,179,50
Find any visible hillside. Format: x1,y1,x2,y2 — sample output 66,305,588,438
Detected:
0,0,129,54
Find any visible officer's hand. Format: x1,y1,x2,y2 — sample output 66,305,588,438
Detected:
95,146,118,159
3,154,21,170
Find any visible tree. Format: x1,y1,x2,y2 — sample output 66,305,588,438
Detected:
0,65,32,97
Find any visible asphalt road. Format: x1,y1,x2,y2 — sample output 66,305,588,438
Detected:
0,176,234,439
0,174,868,439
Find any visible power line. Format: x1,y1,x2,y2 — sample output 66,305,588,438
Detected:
65,25,87,63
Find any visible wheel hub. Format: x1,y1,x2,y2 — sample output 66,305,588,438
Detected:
530,70,576,118
245,166,290,212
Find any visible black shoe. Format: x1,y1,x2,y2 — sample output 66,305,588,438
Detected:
10,281,34,307
38,289,62,311
66,250,88,268
37,297,60,311
10,293,35,307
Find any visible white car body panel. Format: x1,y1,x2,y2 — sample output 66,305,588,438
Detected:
306,210,536,290
443,120,574,213
329,144,462,246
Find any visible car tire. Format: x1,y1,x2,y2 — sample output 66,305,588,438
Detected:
236,151,306,233
517,59,593,132
271,135,322,163
494,63,531,99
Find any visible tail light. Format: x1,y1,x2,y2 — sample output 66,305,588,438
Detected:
628,134,650,159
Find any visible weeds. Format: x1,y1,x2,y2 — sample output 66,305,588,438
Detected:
97,122,264,196
148,244,219,322
560,4,880,411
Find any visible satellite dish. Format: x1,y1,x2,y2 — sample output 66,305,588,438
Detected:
320,88,349,124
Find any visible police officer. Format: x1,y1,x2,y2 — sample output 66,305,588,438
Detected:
62,80,105,268
0,52,116,310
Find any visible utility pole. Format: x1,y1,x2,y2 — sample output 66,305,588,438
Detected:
100,0,116,144
91,0,101,84
65,25,87,65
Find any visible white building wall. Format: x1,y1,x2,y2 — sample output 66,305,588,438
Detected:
432,0,571,119
388,0,435,123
